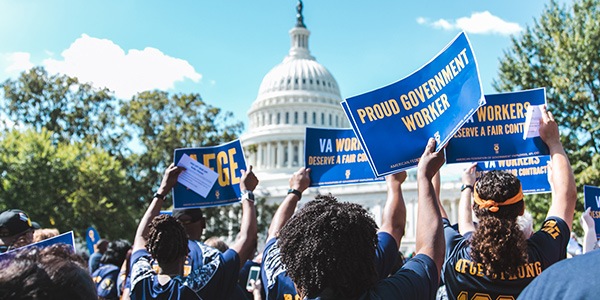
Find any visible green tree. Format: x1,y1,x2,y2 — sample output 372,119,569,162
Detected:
0,129,137,239
494,0,600,231
1,67,124,151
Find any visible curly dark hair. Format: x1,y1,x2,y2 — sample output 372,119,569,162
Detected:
100,239,131,266
278,194,378,298
470,170,528,277
0,244,96,300
146,214,188,265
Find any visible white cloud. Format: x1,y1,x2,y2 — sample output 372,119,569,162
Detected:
43,34,202,99
417,11,522,36
3,52,34,75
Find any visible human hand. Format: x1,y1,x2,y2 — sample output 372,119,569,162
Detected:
386,171,407,188
240,165,259,191
249,279,263,299
157,163,185,195
417,138,445,180
462,163,477,186
289,167,311,192
539,106,561,149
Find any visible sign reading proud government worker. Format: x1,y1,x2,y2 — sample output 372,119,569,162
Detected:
305,127,383,187
173,140,247,208
446,88,549,163
584,185,600,239
342,32,484,177
475,155,551,194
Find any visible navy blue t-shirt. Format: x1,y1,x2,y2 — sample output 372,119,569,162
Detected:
303,254,438,300
129,249,201,300
442,217,569,300
261,232,398,300
518,248,600,299
186,240,241,300
92,263,120,299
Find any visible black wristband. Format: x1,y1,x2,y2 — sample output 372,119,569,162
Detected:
241,190,255,202
287,189,302,199
460,184,473,192
153,192,166,200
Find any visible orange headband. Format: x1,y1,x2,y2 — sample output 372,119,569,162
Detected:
473,186,523,213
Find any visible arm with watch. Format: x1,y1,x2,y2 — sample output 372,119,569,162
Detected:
133,163,185,253
230,165,260,269
458,163,477,235
266,167,311,241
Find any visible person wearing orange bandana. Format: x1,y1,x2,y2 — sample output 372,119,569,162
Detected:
437,106,576,300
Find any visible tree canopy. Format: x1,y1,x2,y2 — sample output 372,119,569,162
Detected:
0,67,273,242
494,0,600,229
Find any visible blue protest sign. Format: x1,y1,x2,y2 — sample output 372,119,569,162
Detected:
173,140,247,208
446,88,549,163
584,185,600,239
85,226,100,255
0,231,75,259
342,32,484,176
475,155,551,194
305,127,383,187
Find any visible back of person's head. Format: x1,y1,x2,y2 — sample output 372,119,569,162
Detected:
204,236,229,252
278,194,378,299
0,244,97,300
470,170,527,277
146,214,188,265
100,239,131,267
33,228,60,243
95,239,109,253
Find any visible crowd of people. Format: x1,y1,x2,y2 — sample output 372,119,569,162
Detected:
0,107,596,299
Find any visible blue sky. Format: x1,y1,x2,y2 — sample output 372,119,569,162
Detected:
0,0,556,128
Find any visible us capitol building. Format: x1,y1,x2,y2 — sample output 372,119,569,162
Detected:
240,2,462,253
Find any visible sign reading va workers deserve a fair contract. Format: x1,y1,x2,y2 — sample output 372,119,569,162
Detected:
584,185,600,239
476,155,551,194
446,88,549,163
342,32,484,176
173,140,247,208
305,127,383,187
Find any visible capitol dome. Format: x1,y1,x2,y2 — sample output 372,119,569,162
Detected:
241,3,348,173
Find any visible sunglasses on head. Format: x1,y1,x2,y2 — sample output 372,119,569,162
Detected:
0,245,10,253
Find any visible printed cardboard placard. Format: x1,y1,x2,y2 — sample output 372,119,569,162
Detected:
305,127,383,187
342,32,484,176
173,140,247,208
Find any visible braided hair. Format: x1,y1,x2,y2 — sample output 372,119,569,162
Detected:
278,194,378,299
146,214,188,265
470,170,528,277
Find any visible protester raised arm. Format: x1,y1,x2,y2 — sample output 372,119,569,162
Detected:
266,167,311,241
230,165,259,268
458,163,477,235
541,107,577,229
416,138,446,272
380,171,407,248
132,164,184,252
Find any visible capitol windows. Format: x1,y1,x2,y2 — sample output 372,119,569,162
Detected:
303,112,307,124
329,114,332,126
312,112,316,124
294,112,298,124
321,113,325,125
285,112,289,124
293,145,299,166
277,113,281,124
335,115,339,127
